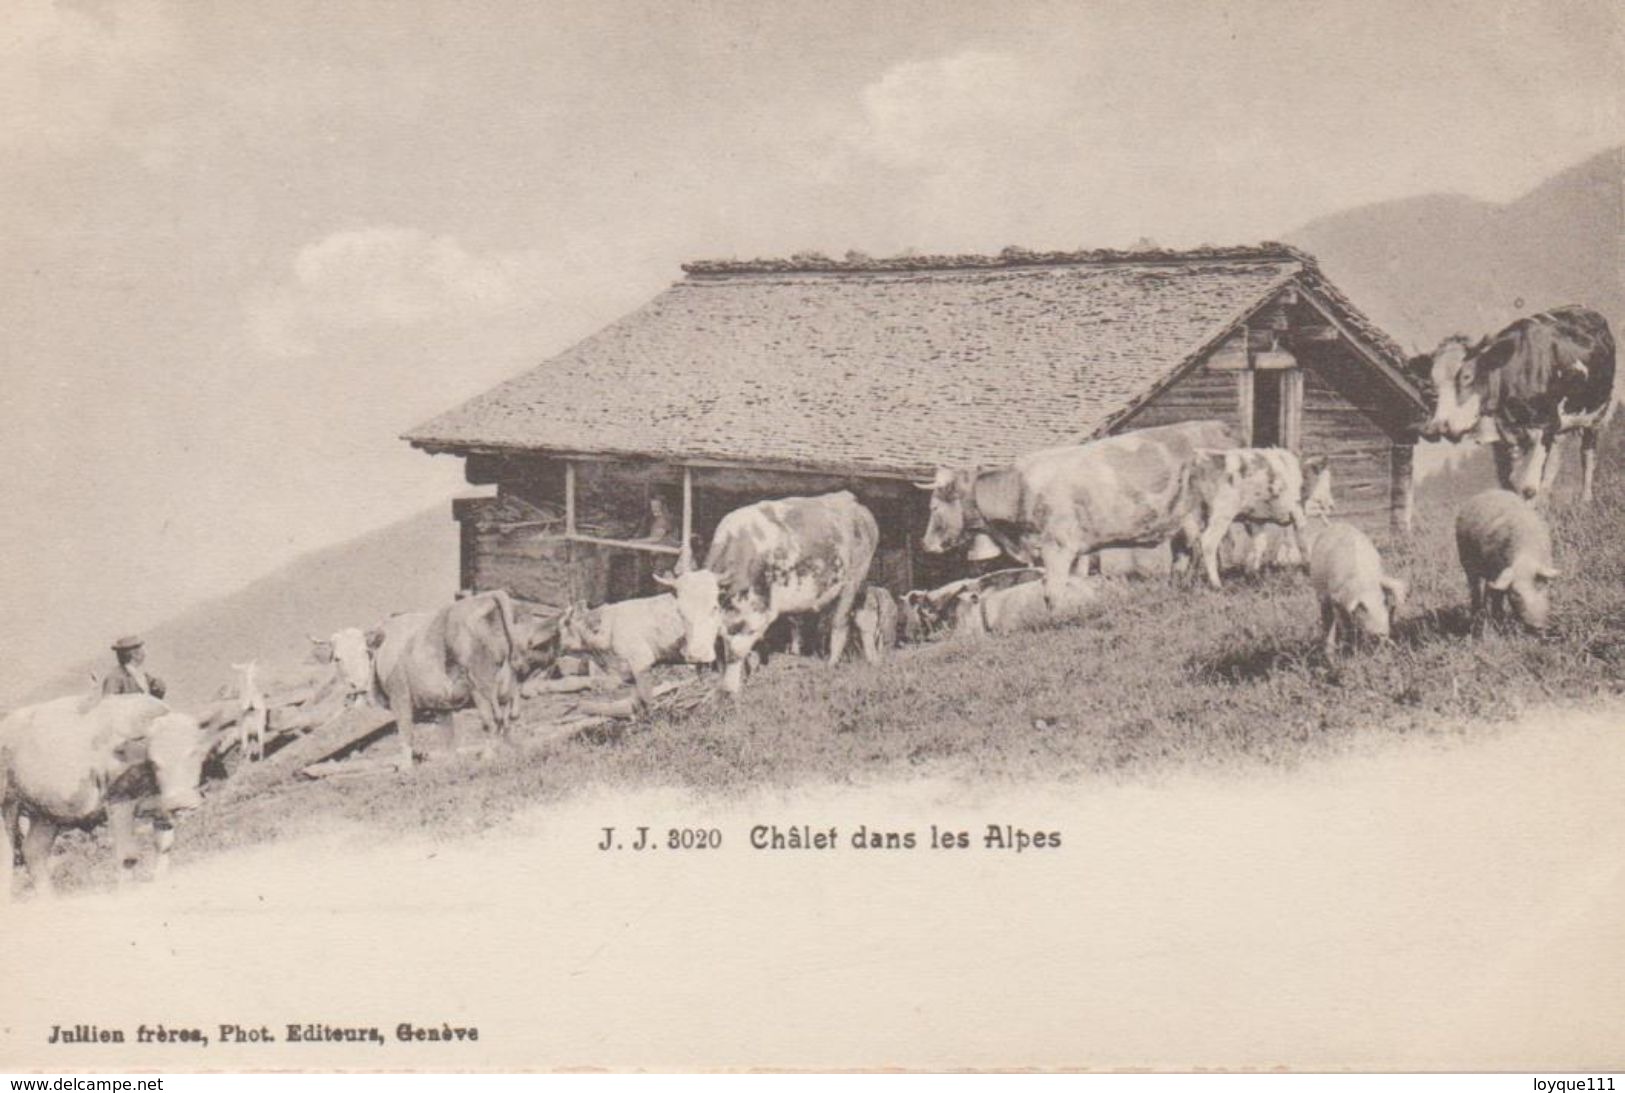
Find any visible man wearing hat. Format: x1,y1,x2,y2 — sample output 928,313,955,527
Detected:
102,635,167,699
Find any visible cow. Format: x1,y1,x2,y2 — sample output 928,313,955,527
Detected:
953,574,1101,637
342,591,557,763
556,595,692,714
2,694,226,900
1309,523,1407,656
919,420,1242,609
900,568,1044,642
1182,448,1333,587
660,491,880,695
1414,306,1616,502
1455,489,1560,631
852,587,900,661
322,628,378,706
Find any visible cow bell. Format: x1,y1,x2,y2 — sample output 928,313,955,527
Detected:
967,533,1003,562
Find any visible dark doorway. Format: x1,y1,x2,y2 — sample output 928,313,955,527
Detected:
1253,370,1284,447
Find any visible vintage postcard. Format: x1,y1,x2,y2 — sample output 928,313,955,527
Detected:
2,0,1622,1074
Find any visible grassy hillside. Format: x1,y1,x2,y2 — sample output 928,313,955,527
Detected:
23,505,462,710
64,425,1609,887
1287,146,1623,349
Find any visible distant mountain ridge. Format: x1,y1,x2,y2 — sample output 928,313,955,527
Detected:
1288,146,1623,351
19,504,462,710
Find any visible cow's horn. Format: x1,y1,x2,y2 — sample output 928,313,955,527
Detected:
912,479,936,490
1537,565,1561,581
306,633,330,645
674,544,695,576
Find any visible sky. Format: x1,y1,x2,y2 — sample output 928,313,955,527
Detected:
2,0,1621,698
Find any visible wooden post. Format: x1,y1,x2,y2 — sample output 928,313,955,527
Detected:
1391,443,1415,536
681,465,693,554
1236,370,1255,446
564,461,577,537
564,461,577,601
1283,369,1304,452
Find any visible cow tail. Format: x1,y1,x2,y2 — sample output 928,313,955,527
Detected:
492,588,518,659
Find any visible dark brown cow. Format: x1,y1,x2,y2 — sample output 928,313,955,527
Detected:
1415,306,1616,502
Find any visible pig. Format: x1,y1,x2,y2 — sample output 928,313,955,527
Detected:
1454,489,1561,630
852,586,900,661
1309,523,1407,655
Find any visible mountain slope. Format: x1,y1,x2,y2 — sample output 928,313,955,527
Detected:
1288,146,1623,350
21,504,463,709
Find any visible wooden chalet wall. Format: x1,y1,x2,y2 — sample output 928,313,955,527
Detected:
453,456,924,610
1115,284,1418,542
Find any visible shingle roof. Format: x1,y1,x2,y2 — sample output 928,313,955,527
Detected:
405,243,1415,477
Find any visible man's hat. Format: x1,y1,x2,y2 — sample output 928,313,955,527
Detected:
111,635,145,652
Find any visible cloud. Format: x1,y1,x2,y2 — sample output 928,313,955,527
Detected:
246,227,559,358
0,0,176,154
846,50,1075,170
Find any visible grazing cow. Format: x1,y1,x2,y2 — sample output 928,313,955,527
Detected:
954,574,1101,637
557,595,691,714
1415,306,1616,502
1182,449,1333,586
229,661,268,762
2,695,225,899
920,420,1242,609
852,587,900,661
661,491,880,694
1455,489,1560,631
1309,523,1406,656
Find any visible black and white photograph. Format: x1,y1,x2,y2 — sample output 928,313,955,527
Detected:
2,0,1621,1074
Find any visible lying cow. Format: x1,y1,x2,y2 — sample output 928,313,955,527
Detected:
901,568,1043,642
921,420,1241,611
1455,489,1560,631
662,491,880,694
1309,523,1406,656
1182,448,1333,587
557,595,693,714
1415,306,1616,502
2,695,226,899
953,574,1101,637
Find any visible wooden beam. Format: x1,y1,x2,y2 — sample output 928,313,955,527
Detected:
564,462,576,537
1294,323,1340,342
1390,444,1416,536
681,466,693,552
552,533,682,556
1237,371,1255,445
1283,369,1304,452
